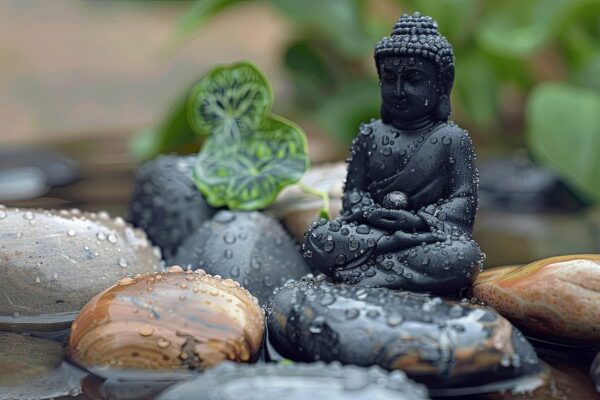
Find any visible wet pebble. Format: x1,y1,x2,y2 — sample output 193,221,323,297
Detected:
156,361,430,400
127,155,216,262
268,162,345,242
266,278,542,388
472,255,600,343
0,332,85,399
0,207,162,332
172,211,312,305
69,267,264,373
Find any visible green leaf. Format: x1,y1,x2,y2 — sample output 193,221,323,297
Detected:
526,82,600,202
194,116,309,210
476,0,600,58
175,0,248,38
454,51,498,128
316,80,380,144
187,62,273,146
270,0,372,57
130,91,203,162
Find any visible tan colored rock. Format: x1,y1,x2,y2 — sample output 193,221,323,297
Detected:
69,267,264,373
473,254,600,342
269,162,345,242
0,206,163,332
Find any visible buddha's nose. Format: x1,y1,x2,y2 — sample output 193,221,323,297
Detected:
395,76,406,95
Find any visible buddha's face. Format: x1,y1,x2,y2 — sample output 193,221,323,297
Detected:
379,56,440,122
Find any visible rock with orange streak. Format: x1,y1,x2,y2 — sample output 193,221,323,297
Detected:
69,266,264,373
472,255,600,342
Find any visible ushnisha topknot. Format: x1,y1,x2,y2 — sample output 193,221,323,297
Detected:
375,12,454,89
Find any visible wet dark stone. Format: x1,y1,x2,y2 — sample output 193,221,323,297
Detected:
266,278,542,388
173,211,312,305
591,353,600,394
127,155,216,261
156,361,430,400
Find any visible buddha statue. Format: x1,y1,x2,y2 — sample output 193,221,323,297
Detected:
302,13,484,296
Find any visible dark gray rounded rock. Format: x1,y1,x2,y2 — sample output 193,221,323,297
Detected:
266,277,542,388
172,211,312,305
127,155,216,262
156,361,430,400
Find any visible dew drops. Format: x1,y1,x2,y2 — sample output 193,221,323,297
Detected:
118,258,128,268
345,308,360,320
157,338,171,348
0,210,6,219
139,325,154,337
97,232,106,241
308,316,326,334
118,276,136,286
23,211,34,221
67,230,76,237
223,232,236,244
224,249,233,259
107,233,118,244
387,314,403,327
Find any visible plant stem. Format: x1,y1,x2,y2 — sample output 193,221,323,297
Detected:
298,182,331,220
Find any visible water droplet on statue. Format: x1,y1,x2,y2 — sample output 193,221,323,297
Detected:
308,316,326,334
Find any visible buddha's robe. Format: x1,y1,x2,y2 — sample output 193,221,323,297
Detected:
303,120,483,295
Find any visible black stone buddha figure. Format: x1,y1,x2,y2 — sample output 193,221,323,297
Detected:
302,13,484,296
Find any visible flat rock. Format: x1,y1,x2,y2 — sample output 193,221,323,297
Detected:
173,211,312,305
472,255,600,343
268,162,344,242
0,206,163,332
128,155,216,262
0,332,85,399
266,277,542,388
156,361,430,400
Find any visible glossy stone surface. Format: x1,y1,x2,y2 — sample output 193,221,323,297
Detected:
69,267,264,373
0,206,162,332
269,162,345,242
128,155,216,262
0,333,85,399
173,211,312,305
301,14,483,295
472,255,600,342
266,277,541,388
592,352,600,394
156,361,430,400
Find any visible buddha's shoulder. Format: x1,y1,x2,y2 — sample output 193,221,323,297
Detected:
354,119,384,144
433,121,474,147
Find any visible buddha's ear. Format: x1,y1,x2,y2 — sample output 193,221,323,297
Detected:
435,65,454,121
442,65,455,96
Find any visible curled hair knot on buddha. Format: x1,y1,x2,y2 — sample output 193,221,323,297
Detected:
375,13,455,122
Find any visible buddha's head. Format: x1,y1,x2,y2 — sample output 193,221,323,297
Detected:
375,13,454,126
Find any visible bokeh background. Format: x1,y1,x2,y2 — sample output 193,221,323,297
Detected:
1,0,599,266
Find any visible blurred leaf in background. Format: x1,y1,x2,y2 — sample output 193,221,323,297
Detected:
136,0,600,204
527,82,600,202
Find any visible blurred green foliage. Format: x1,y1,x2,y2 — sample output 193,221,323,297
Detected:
136,0,600,202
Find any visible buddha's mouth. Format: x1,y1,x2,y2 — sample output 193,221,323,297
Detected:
395,99,409,110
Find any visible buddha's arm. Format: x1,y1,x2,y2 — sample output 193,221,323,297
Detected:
417,129,478,234
341,128,376,220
